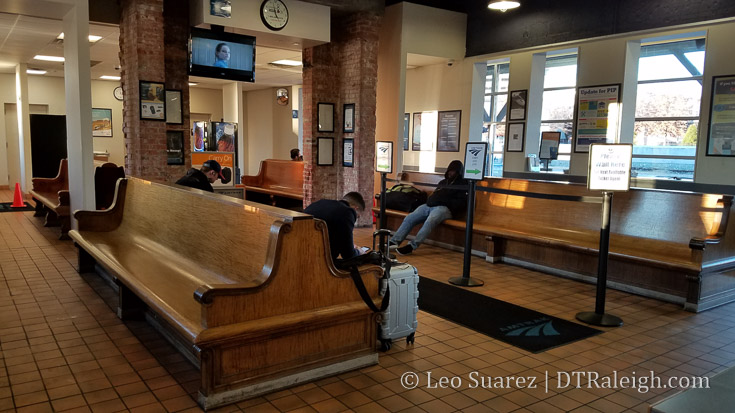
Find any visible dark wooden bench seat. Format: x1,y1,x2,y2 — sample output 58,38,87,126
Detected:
70,177,381,410
241,159,303,209
30,158,70,239
375,172,735,311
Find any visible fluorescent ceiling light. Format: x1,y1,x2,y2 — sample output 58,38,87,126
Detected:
26,69,47,75
488,1,520,11
100,75,121,80
57,33,102,42
270,59,302,66
34,55,64,62
188,82,198,86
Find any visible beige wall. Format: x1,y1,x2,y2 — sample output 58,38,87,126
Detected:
245,87,298,175
400,17,735,185
190,87,224,121
0,74,125,186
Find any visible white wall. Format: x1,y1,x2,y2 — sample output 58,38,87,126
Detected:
245,86,298,175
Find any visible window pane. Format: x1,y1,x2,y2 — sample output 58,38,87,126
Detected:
684,51,705,75
541,89,575,120
484,95,492,123
485,65,494,95
541,122,573,152
544,55,577,88
632,157,694,180
497,63,510,93
490,153,503,177
633,120,699,146
638,39,705,81
492,123,506,152
638,55,693,81
493,94,508,123
635,80,702,118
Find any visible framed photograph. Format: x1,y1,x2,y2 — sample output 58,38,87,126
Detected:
165,90,182,124
343,103,355,133
506,122,525,152
706,75,735,156
412,112,422,151
91,108,112,137
574,84,621,153
343,138,354,167
140,81,165,121
403,113,410,151
437,110,461,152
317,137,333,166
318,103,334,132
166,130,185,165
509,90,528,121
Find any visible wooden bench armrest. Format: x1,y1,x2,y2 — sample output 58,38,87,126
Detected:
73,178,127,231
58,190,70,206
241,174,263,187
689,196,733,250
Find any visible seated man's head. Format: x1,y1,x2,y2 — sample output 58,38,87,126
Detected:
445,160,464,180
343,192,365,215
290,148,301,160
201,160,224,183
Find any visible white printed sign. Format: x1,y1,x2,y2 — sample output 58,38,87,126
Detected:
376,141,393,173
588,144,632,191
463,142,488,181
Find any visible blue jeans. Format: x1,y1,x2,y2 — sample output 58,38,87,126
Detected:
392,204,452,250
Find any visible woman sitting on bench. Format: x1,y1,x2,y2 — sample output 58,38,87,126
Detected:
390,160,467,255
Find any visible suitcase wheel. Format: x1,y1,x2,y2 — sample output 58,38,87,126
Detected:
380,339,392,352
406,332,415,345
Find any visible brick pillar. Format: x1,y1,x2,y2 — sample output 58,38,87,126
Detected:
120,0,190,182
303,11,382,226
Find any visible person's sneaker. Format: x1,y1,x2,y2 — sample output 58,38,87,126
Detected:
396,244,414,255
388,240,399,249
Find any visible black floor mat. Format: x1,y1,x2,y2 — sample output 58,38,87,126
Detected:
0,202,35,212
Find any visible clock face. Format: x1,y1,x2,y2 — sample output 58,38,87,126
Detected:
260,0,288,31
113,86,124,101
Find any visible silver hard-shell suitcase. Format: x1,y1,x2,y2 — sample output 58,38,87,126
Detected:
379,262,419,351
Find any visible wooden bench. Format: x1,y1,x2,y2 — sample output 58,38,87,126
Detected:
69,177,381,409
30,158,70,239
375,173,735,312
241,159,303,210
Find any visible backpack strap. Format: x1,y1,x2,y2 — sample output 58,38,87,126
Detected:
347,265,390,313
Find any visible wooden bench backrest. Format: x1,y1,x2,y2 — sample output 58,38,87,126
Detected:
246,159,303,192
475,178,728,244
117,177,309,284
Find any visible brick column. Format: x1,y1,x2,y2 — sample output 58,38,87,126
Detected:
119,0,190,182
303,11,382,226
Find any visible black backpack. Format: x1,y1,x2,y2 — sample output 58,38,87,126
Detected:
383,184,427,212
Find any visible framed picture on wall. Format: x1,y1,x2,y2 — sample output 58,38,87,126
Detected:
437,110,461,152
343,138,354,167
706,74,735,156
165,90,183,124
166,130,185,165
343,103,355,133
412,112,422,151
91,108,112,137
403,113,410,151
318,103,334,132
506,122,525,152
509,90,528,121
317,137,333,166
140,81,165,121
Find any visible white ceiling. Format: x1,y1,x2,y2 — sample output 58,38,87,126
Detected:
0,11,446,92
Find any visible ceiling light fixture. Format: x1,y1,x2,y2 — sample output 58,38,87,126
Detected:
488,1,520,12
100,75,121,80
57,33,102,42
26,69,47,75
270,59,302,67
34,55,65,62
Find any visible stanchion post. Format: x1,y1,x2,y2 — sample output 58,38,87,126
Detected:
449,177,483,287
378,172,388,252
576,191,623,326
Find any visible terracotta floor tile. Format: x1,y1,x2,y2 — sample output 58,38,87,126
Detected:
51,395,88,412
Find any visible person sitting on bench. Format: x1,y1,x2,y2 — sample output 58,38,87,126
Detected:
290,148,303,161
391,160,468,255
304,192,366,261
175,160,224,192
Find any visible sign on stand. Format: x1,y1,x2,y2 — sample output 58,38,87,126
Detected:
376,141,393,174
463,142,488,181
587,144,633,191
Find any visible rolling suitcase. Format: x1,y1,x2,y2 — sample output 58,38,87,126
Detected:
373,230,419,352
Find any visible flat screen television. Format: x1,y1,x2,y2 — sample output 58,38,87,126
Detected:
189,28,255,82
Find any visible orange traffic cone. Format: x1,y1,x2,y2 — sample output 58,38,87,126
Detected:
11,183,25,208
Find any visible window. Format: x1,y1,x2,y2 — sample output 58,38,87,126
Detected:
540,54,578,173
482,61,509,176
633,39,705,180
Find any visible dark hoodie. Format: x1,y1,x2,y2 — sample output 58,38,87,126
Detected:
425,160,467,217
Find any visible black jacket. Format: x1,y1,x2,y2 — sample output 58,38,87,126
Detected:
304,199,358,261
175,169,214,192
426,160,468,217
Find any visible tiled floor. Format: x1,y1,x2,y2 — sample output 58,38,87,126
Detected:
1,189,734,412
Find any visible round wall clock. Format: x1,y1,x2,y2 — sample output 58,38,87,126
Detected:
260,0,289,31
113,86,124,101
